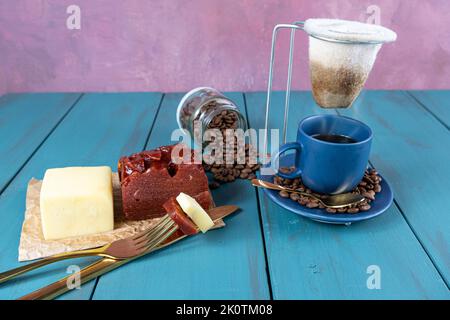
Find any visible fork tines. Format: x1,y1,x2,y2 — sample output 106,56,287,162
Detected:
133,215,179,253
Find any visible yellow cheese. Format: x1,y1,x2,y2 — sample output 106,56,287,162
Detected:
176,192,214,233
40,166,114,240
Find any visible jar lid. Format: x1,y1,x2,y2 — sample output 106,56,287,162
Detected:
303,19,397,44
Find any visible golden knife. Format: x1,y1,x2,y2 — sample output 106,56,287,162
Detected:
18,205,239,300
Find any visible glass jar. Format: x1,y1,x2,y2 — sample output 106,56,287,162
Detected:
176,87,247,146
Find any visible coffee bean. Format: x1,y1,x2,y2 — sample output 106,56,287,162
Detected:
279,190,289,198
348,207,359,214
240,172,248,179
298,199,307,206
359,204,371,211
290,193,300,201
365,177,375,185
306,201,319,208
273,176,283,185
326,207,337,213
374,185,381,193
362,191,375,201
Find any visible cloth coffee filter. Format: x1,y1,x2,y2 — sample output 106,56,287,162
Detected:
304,19,397,44
304,19,396,108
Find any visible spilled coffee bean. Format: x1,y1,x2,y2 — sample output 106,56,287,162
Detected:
275,167,382,214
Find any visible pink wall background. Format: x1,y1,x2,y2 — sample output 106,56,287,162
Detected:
1,0,449,95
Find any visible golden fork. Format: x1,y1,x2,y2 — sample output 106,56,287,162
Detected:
0,215,178,284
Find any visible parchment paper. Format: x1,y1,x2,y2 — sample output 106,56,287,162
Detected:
18,174,224,261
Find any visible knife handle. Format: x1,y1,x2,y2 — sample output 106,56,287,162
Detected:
18,258,117,300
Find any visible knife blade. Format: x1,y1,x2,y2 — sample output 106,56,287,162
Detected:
18,205,240,300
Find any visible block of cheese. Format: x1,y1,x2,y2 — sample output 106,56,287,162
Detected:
176,192,214,233
40,166,114,240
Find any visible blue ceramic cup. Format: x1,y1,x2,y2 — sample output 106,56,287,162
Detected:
272,114,372,194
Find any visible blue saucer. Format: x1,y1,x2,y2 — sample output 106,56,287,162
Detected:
260,154,393,225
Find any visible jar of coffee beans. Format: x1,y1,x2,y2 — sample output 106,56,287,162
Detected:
177,87,247,146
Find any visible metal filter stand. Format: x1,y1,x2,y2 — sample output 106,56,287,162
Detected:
263,21,304,161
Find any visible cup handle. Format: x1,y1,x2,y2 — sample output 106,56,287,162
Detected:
271,142,302,179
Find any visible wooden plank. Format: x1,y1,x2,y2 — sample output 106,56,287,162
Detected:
0,93,81,193
91,93,271,299
245,91,449,299
0,93,163,300
339,90,450,287
407,90,450,129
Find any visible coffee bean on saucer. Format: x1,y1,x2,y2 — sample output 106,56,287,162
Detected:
359,204,371,211
306,201,319,208
279,190,289,198
298,198,308,206
274,176,283,185
374,185,381,193
362,191,375,201
326,207,337,213
290,193,300,201
348,207,360,214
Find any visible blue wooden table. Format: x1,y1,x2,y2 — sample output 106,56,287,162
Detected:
0,91,449,300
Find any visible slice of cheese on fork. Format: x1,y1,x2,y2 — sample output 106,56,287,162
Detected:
176,192,214,233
